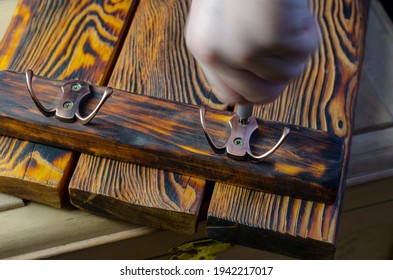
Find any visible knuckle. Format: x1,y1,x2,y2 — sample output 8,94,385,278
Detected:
215,91,244,106
233,43,259,66
185,32,219,66
245,84,286,104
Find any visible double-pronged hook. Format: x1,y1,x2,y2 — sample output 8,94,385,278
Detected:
26,69,112,124
200,103,290,162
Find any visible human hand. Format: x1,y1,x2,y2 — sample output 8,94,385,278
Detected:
186,0,319,105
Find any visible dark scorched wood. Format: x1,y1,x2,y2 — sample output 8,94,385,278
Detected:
0,71,343,203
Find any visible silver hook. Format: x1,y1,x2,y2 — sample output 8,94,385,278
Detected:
26,69,112,124
200,103,290,162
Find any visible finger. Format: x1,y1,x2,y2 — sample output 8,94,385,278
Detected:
199,64,246,106
194,48,288,104
212,60,287,104
242,55,307,84
278,15,320,59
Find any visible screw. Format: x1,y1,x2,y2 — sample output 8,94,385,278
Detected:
233,137,244,146
71,83,82,91
239,118,249,125
63,101,74,110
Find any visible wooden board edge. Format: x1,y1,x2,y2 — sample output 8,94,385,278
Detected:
69,188,199,234
206,216,335,260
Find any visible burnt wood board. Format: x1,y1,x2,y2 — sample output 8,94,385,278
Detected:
68,0,211,234
0,70,343,203
206,0,371,259
0,0,138,207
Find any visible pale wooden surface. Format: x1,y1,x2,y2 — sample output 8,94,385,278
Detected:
0,202,155,259
0,0,18,40
0,193,24,212
0,0,392,260
348,128,393,186
347,0,393,186
353,0,393,133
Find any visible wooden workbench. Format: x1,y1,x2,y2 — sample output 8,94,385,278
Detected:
0,0,392,259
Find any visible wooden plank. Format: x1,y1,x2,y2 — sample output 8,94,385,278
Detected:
354,72,393,134
347,127,393,186
0,193,24,212
0,0,138,207
0,201,156,259
353,1,393,133
335,199,393,259
0,0,25,213
69,0,220,234
43,224,208,260
0,0,18,41
206,0,370,259
343,177,393,213
0,70,343,203
0,0,387,261
359,1,393,118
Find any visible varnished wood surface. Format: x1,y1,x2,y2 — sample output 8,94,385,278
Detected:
0,0,391,260
338,0,393,187
0,70,343,203
69,0,219,234
0,0,135,82
0,0,137,207
54,0,393,259
207,0,370,259
70,159,206,234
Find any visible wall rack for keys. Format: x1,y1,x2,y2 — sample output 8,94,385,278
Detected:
0,70,343,203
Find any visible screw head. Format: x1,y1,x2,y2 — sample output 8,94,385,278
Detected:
71,83,82,91
233,137,244,147
62,101,74,110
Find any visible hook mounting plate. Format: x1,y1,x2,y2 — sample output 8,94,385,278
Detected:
200,106,290,162
26,69,112,124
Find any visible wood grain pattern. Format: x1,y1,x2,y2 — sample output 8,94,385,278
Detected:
207,0,370,259
69,0,221,234
70,157,206,234
0,0,137,207
0,70,343,203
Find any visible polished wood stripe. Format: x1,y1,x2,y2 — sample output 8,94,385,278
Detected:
0,70,343,202
207,0,370,259
0,0,137,207
69,0,220,234
107,0,223,107
73,156,205,214
0,0,134,82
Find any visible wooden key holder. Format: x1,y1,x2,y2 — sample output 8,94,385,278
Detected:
0,70,343,203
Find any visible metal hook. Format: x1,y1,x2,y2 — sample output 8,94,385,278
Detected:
26,69,113,124
200,103,290,162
